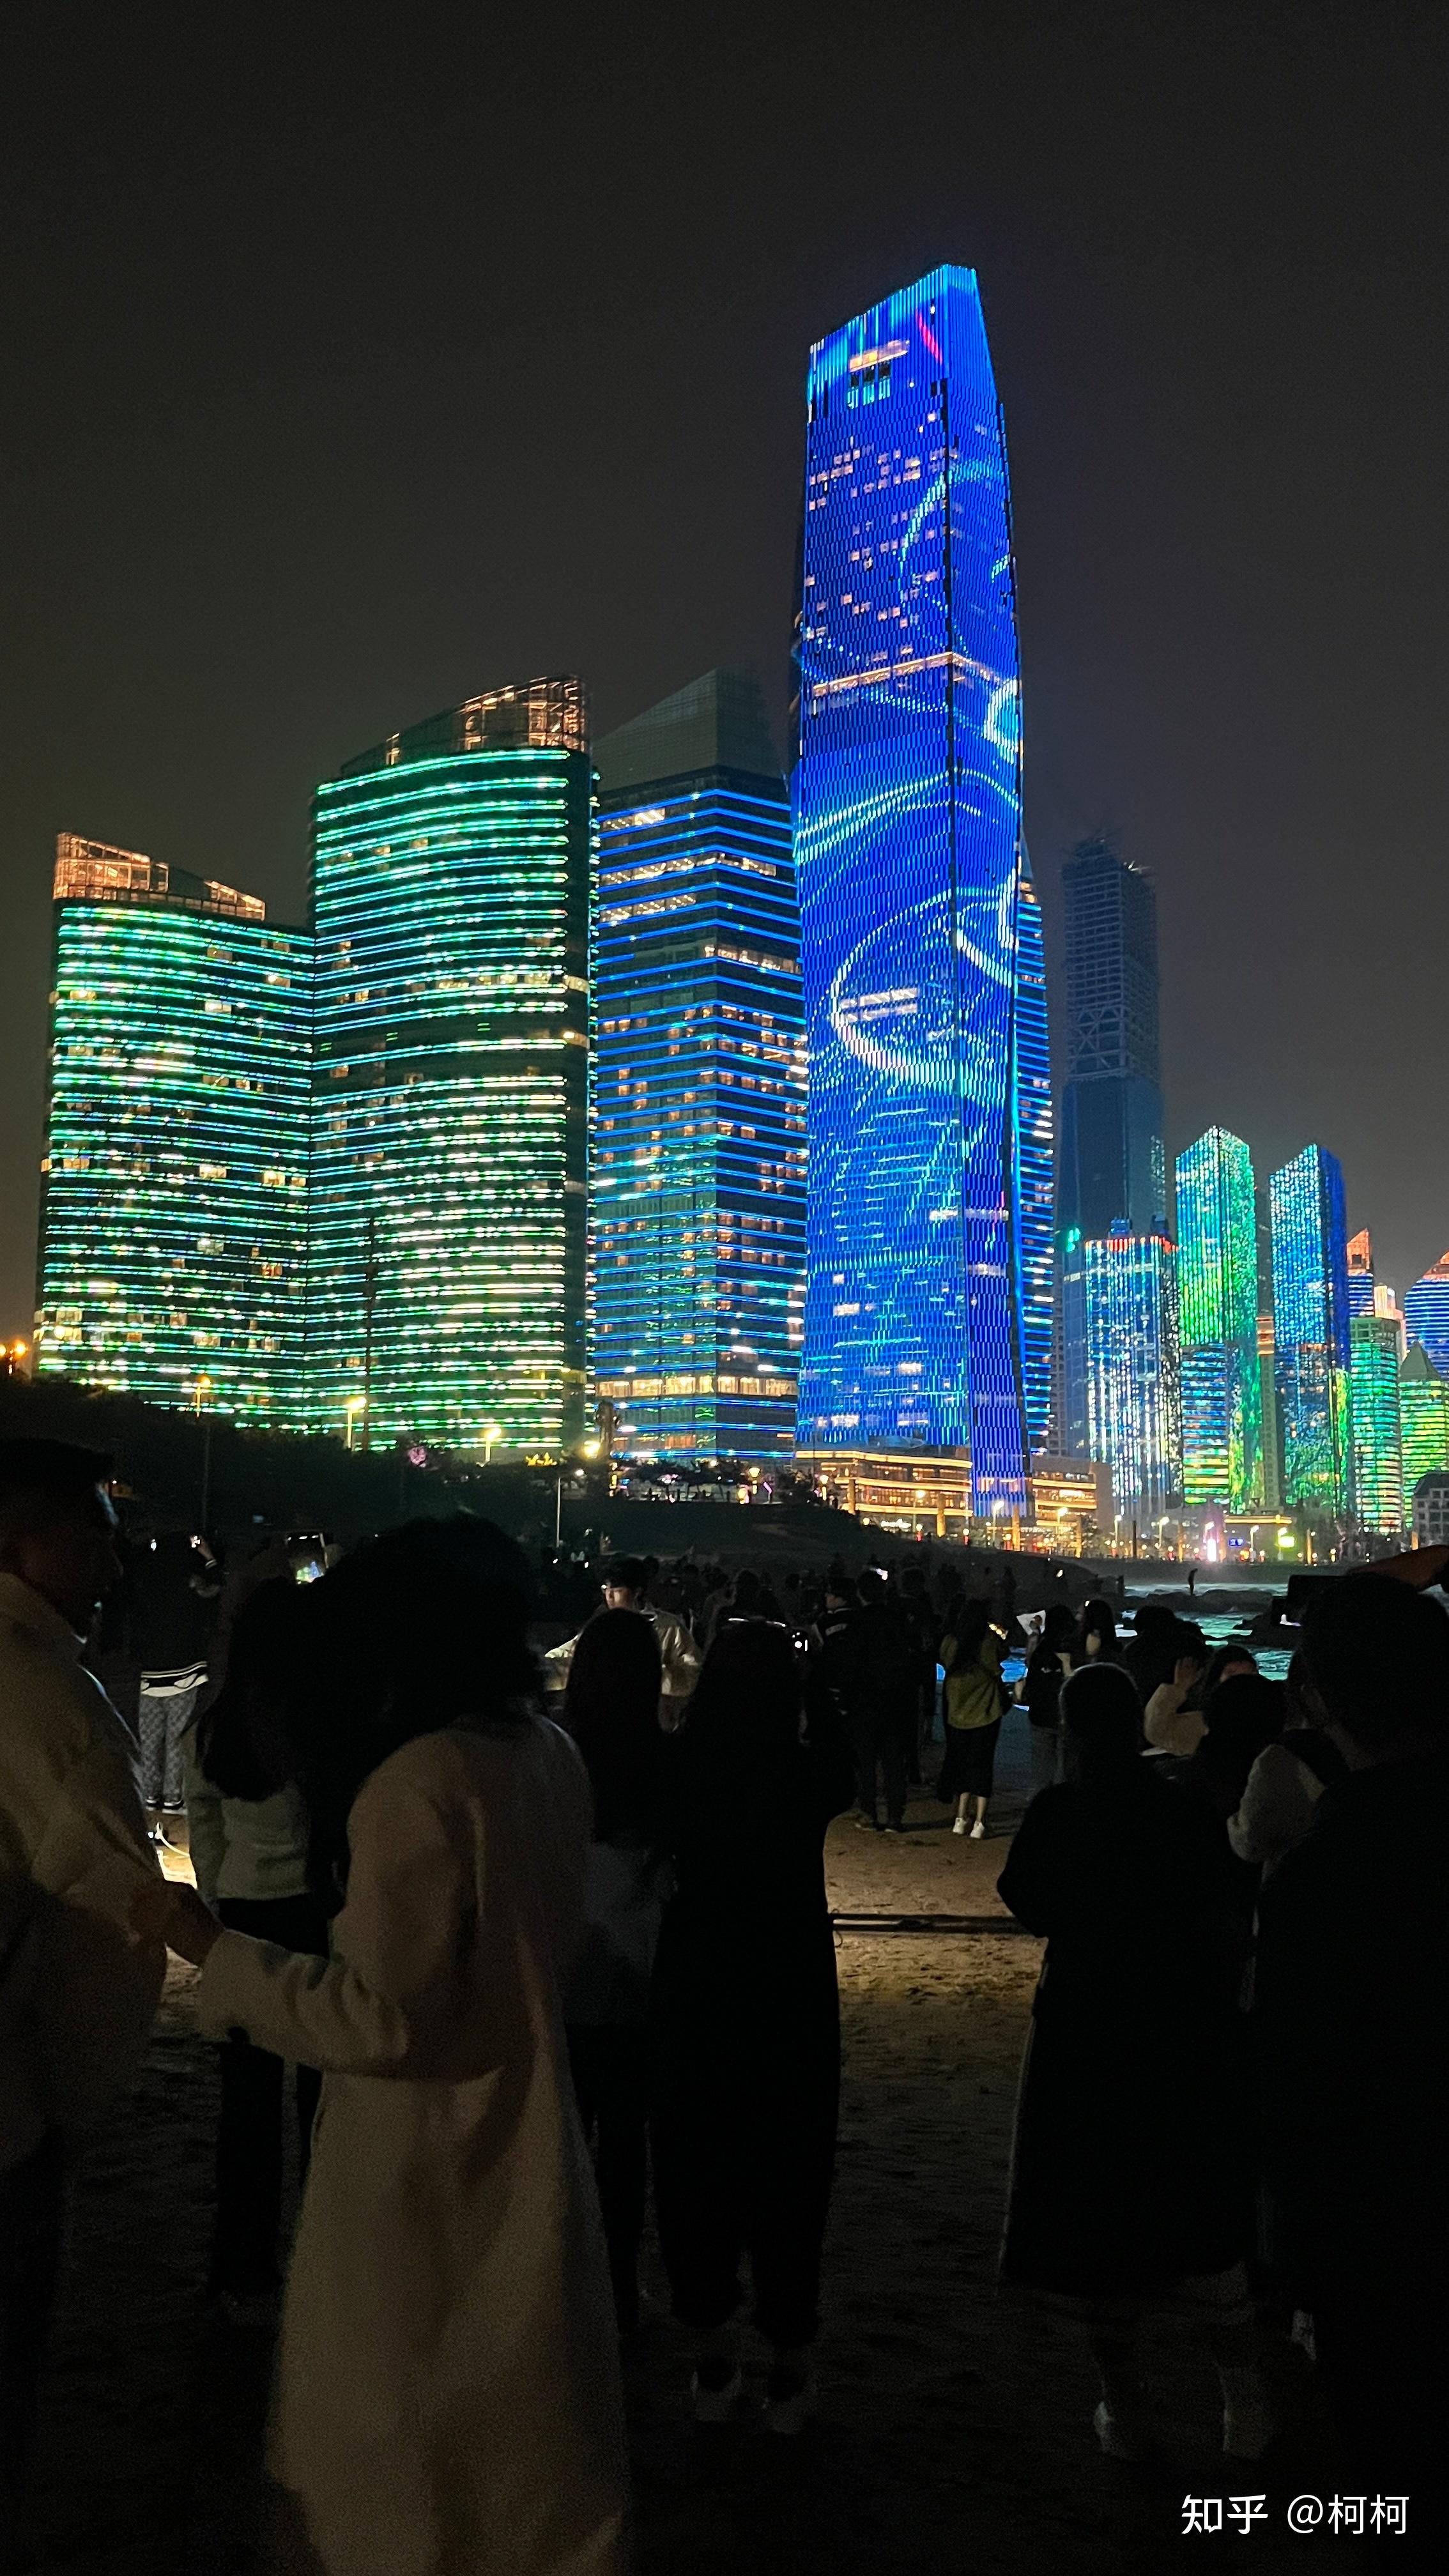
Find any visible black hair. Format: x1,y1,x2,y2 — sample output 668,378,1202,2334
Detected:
603,1556,649,1595
1076,1597,1119,1659
947,1598,992,1664
564,1608,664,1842
1061,1660,1142,1783
0,1439,113,1527
195,1577,313,1800
1301,1572,1449,1755
687,1619,811,1767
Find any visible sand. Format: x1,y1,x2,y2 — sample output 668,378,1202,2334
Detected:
30,1713,1360,2574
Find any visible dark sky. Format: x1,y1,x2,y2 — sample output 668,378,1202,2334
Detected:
3,1,1446,1332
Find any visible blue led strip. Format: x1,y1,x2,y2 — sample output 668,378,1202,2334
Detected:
793,265,1041,1511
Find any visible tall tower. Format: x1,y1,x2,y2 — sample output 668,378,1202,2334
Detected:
1058,838,1165,1241
1175,1126,1262,1510
307,679,590,1454
35,838,310,1417
1351,1310,1404,1535
1404,1250,1449,1377
590,670,806,1464
1269,1144,1353,1519
792,265,1051,1516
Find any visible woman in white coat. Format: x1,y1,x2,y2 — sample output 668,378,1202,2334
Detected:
133,1519,628,2576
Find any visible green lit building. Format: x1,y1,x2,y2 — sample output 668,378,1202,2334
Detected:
1269,1144,1353,1519
36,837,310,1416
1350,1311,1404,1535
1175,1126,1262,1510
306,679,591,1453
1400,1344,1449,1491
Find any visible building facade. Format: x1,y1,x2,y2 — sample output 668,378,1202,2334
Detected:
307,678,590,1453
1350,1310,1404,1535
1269,1144,1353,1519
1411,1469,1449,1547
1404,1250,1449,1379
1063,1226,1181,1525
36,838,310,1417
1175,1126,1262,1511
590,670,806,1462
1346,1228,1375,1318
1399,1344,1449,1491
792,264,1052,1519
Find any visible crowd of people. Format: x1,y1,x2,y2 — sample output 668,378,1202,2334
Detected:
1,1432,1446,2573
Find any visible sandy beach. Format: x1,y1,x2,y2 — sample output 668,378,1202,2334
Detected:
31,1711,1358,2575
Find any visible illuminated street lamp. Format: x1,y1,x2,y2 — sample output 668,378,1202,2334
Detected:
556,1439,602,1545
194,1374,215,1529
481,1423,504,1465
344,1393,366,1452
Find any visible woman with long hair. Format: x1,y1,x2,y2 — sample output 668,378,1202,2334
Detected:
132,1518,627,2576
1015,1601,1077,1797
937,1598,1006,1837
651,1620,853,2432
563,1607,669,2333
997,1663,1268,2464
1073,1597,1122,1667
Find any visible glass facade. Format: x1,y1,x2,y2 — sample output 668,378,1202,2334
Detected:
1269,1144,1353,1517
307,681,590,1453
793,264,1049,1514
1351,1312,1404,1535
1404,1250,1449,1379
1062,1227,1181,1523
36,841,310,1416
1399,1344,1449,1491
590,671,806,1461
1346,1227,1376,1319
1175,1126,1262,1510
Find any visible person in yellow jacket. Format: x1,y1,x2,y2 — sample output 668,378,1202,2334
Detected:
937,1600,1008,1839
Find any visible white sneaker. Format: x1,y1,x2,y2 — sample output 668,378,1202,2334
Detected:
969,1820,986,1840
691,2364,743,2424
1093,2399,1152,2461
765,2370,816,2435
952,1816,968,1836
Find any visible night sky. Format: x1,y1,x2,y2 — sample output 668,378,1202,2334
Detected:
3,3,1446,1333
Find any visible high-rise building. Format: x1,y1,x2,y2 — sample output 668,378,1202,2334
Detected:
1346,1228,1376,1317
306,678,591,1453
1257,1312,1282,1510
1175,1126,1261,1510
1269,1144,1353,1517
1404,1250,1449,1378
1057,836,1165,1459
1351,1311,1404,1535
590,670,806,1462
1399,1344,1449,1491
1064,1227,1181,1526
35,838,310,1416
792,264,1051,1516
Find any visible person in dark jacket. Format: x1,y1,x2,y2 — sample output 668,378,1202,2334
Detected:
1016,1602,1076,1796
842,1569,917,1834
651,1621,854,2432
1255,1573,1449,2492
998,1662,1269,2462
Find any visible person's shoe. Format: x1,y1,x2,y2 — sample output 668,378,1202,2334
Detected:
969,1820,986,1840
765,2367,816,2435
853,1813,879,1832
691,2360,744,2424
952,1815,968,1836
883,1820,904,1836
1092,2399,1153,2461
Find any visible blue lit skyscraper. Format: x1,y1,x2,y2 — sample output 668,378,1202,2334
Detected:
1404,1250,1449,1378
590,671,806,1461
1058,837,1165,1239
1062,1226,1181,1524
1269,1144,1353,1518
792,265,1051,1513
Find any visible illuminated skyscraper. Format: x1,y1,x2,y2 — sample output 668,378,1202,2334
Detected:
36,838,310,1416
793,264,1052,1514
307,678,590,1453
1269,1144,1353,1517
1399,1343,1449,1490
590,670,806,1461
1346,1228,1376,1317
1064,1227,1181,1524
1175,1126,1261,1509
1351,1312,1404,1534
1404,1250,1449,1379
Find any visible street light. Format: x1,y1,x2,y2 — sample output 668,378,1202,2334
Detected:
344,1394,366,1452
194,1374,215,1529
481,1423,503,1464
556,1440,602,1544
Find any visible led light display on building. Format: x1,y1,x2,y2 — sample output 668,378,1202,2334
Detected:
792,264,1050,1514
591,671,806,1462
1176,1127,1262,1511
1062,1227,1181,1523
36,840,310,1416
1404,1249,1449,1379
1269,1144,1353,1517
1399,1344,1449,1490
307,681,590,1453
1351,1310,1404,1534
